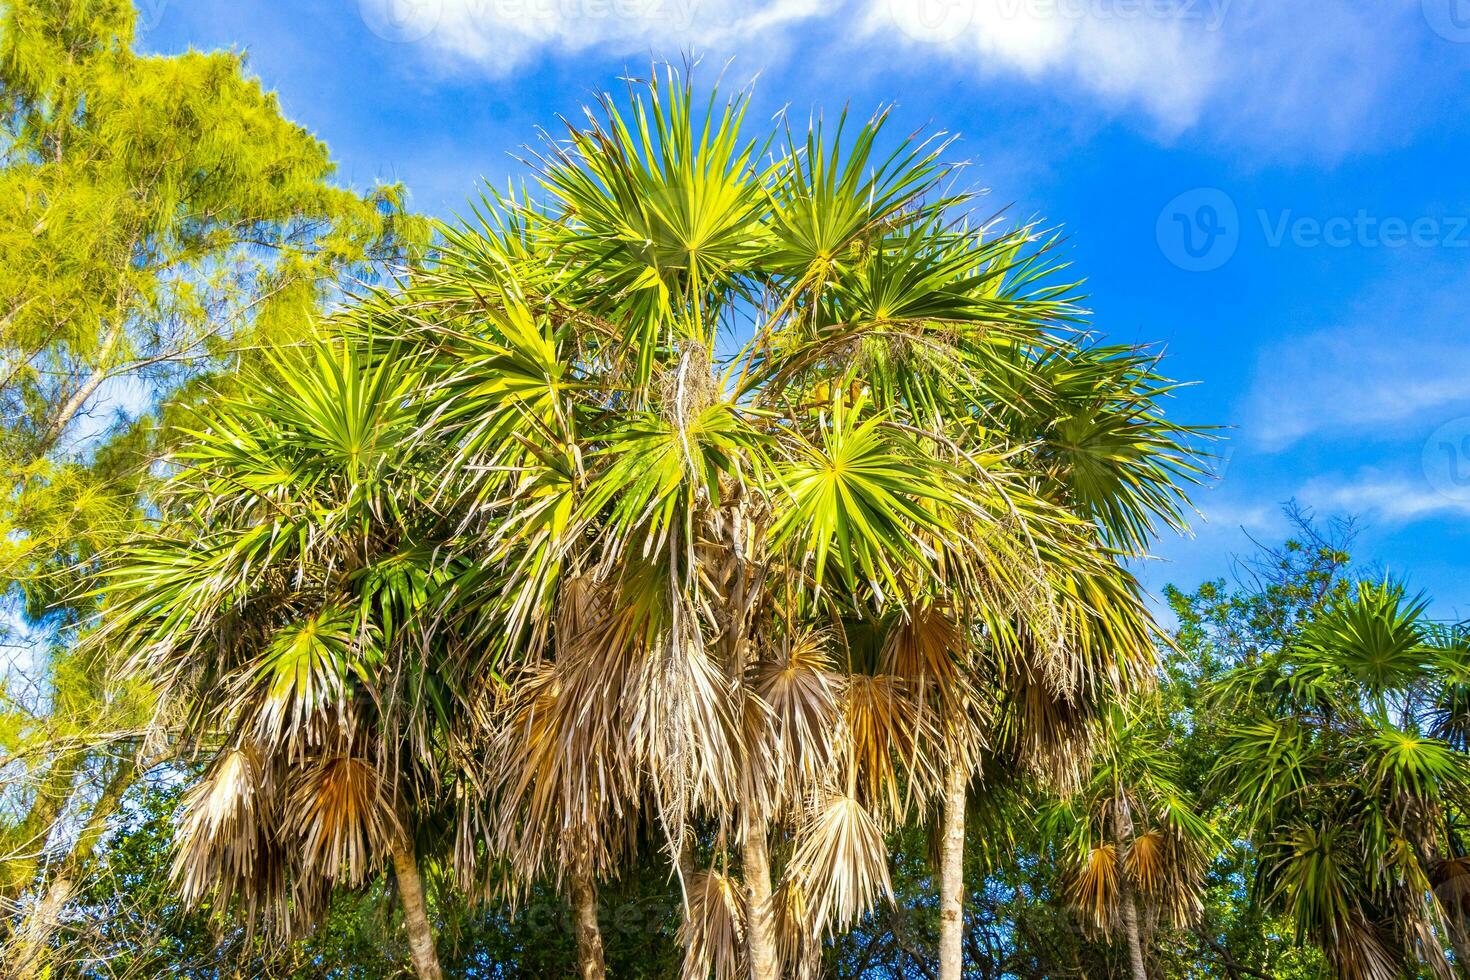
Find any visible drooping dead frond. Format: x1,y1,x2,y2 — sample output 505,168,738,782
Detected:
486,661,632,884
1125,829,1166,895
755,630,842,806
1432,855,1470,924
679,869,746,980
488,576,740,885
1069,842,1120,932
771,878,823,980
288,755,397,888
1001,666,1093,794
841,673,941,816
172,746,278,910
880,602,987,770
785,793,893,937
880,602,965,692
1324,913,1400,980
633,611,743,846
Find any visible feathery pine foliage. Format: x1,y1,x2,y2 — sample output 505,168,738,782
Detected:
0,0,426,968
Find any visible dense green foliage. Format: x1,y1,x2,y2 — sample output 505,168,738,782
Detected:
60,784,684,978
42,513,1469,978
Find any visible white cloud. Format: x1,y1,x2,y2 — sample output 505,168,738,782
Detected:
1195,498,1276,532
1305,474,1470,525
363,0,823,70
1248,327,1470,451
1244,265,1470,451
362,0,1439,155
872,0,1225,129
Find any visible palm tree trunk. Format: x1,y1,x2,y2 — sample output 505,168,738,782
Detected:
568,863,607,980
390,836,443,980
742,822,780,980
938,759,967,980
1119,885,1149,980
1114,793,1148,980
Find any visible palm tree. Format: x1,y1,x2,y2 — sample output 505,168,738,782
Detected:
1217,580,1470,978
929,338,1204,979
95,342,488,980
352,67,1201,979
1044,702,1214,980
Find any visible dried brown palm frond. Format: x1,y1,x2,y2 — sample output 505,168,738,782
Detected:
487,662,634,883
1324,913,1399,980
1405,911,1457,980
754,630,842,806
633,613,742,844
172,746,277,904
879,602,987,770
288,755,398,889
785,793,893,938
553,572,603,657
488,581,739,885
771,878,823,980
841,673,941,816
1000,668,1093,794
1432,856,1470,971
738,683,780,826
1432,855,1470,921
1069,842,1120,932
679,869,746,980
1125,829,1166,895
880,602,965,691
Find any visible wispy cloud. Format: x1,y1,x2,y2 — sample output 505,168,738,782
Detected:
1247,328,1470,451
1244,265,1470,451
363,0,822,69
364,0,1444,156
1304,473,1470,525
871,0,1226,129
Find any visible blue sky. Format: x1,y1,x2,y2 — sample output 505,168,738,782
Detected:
139,0,1470,614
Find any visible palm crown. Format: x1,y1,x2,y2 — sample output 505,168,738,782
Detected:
98,68,1203,980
